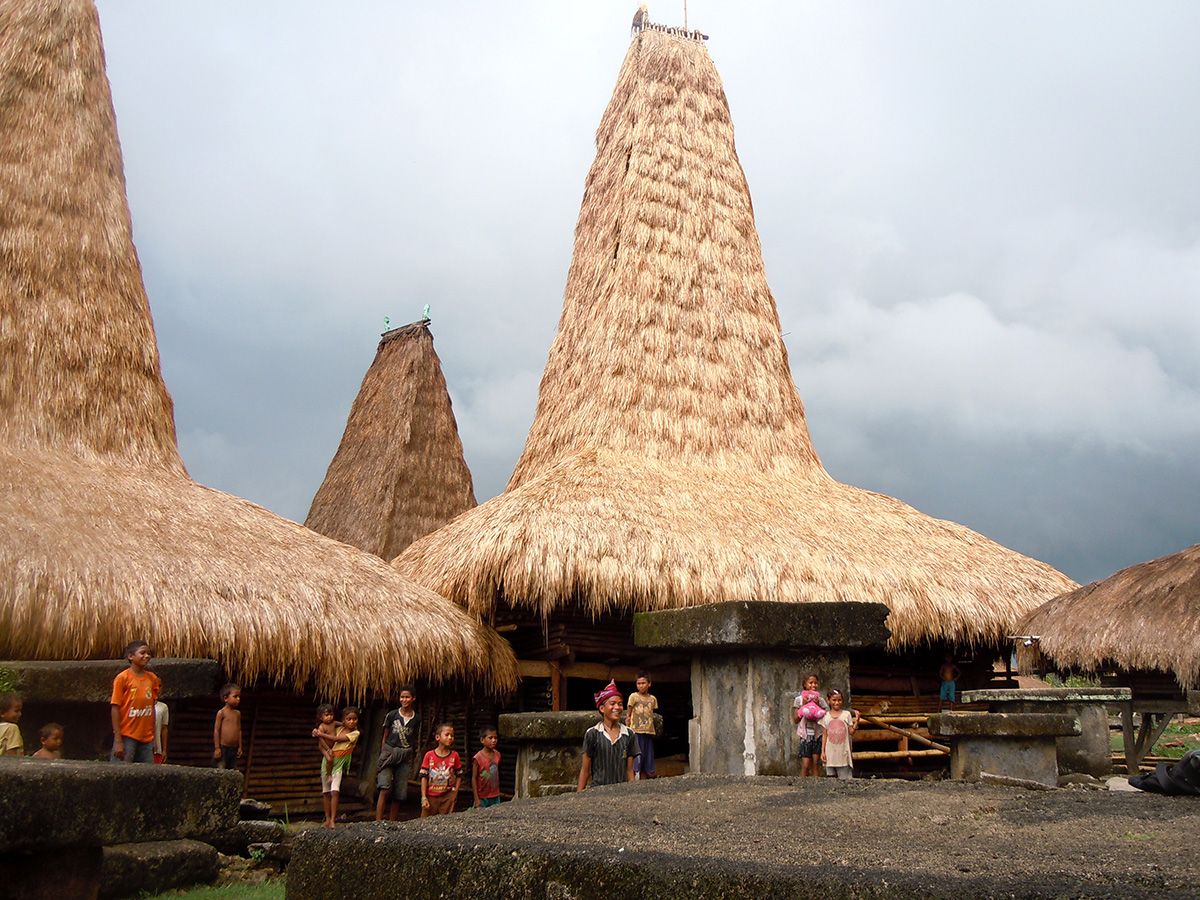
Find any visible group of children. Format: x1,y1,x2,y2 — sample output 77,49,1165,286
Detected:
793,673,862,780
0,693,62,758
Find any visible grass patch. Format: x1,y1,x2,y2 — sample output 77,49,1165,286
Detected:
1111,716,1200,760
139,880,284,900
1122,832,1156,841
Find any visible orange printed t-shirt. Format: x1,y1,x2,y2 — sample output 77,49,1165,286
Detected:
111,669,161,743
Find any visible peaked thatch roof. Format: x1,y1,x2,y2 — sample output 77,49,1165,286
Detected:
306,320,476,561
0,0,516,698
396,28,1077,649
1017,544,1200,691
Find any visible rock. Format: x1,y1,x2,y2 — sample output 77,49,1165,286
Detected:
1106,776,1142,792
210,819,286,855
99,840,218,900
239,798,274,820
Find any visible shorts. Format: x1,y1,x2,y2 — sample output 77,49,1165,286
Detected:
476,796,501,808
421,792,456,816
214,745,238,770
322,754,352,793
940,680,956,702
827,765,853,780
798,734,821,759
633,733,655,774
377,759,411,801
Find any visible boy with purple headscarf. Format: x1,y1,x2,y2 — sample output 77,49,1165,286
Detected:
577,680,640,790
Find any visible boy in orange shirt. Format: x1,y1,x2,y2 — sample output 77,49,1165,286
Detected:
110,640,160,763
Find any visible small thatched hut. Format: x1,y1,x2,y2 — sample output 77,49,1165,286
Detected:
1018,544,1200,694
306,319,476,562
0,0,516,700
395,26,1076,718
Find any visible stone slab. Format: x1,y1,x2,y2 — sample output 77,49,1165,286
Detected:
0,659,221,703
0,757,241,852
928,712,1080,738
99,839,219,900
499,711,601,741
286,775,1200,900
962,688,1132,704
632,601,890,651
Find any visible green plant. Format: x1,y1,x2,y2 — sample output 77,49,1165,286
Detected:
0,667,18,693
248,846,267,864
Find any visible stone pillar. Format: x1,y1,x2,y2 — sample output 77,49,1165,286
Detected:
634,601,890,776
961,688,1131,778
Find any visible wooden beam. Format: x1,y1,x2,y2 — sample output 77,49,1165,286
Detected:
853,748,947,760
862,715,950,753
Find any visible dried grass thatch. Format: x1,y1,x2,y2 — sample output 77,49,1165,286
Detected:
0,0,516,697
396,29,1077,649
306,320,476,561
1017,544,1200,691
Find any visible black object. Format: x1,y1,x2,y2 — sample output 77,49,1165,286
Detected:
1128,748,1200,795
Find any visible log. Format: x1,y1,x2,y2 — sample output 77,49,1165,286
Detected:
852,749,948,760
862,715,950,753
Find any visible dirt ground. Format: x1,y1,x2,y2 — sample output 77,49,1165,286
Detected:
288,774,1200,900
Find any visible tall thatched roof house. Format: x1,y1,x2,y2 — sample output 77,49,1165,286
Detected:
0,0,516,699
306,319,476,561
396,27,1077,655
1018,544,1200,693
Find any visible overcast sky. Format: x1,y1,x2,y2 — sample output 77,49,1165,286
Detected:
92,1,1200,586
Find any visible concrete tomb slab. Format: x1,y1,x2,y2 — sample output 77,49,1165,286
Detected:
929,712,1081,786
286,774,1200,900
0,757,240,900
99,839,219,900
962,688,1130,778
634,601,890,776
0,659,221,704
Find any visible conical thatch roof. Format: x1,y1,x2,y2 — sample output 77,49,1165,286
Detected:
0,0,516,698
1017,544,1200,691
395,28,1077,648
305,320,476,561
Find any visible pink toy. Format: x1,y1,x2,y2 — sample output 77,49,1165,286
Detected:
795,690,825,735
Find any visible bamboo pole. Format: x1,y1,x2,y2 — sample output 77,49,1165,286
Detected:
862,715,950,753
852,748,948,760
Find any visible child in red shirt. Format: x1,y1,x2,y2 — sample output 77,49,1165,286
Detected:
419,723,462,816
472,727,501,808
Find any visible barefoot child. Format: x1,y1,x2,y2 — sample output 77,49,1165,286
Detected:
110,641,160,763
472,727,501,808
577,681,639,791
820,689,860,780
375,687,420,822
319,707,359,827
32,723,63,759
793,673,829,777
938,653,962,711
312,704,339,821
626,672,658,780
0,694,23,756
213,684,243,769
419,723,463,817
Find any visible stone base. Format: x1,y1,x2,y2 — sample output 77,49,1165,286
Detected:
950,737,1060,786
99,840,219,900
0,847,102,900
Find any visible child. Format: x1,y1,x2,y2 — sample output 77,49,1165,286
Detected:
312,704,340,820
110,640,160,763
0,693,23,756
321,707,360,827
472,726,501,808
419,723,462,817
32,723,63,759
577,681,639,791
939,653,962,711
153,700,169,764
626,672,658,780
376,686,420,821
792,673,829,777
819,689,860,781
213,684,242,769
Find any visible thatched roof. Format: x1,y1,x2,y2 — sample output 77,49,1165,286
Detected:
396,28,1078,649
306,320,476,561
1017,544,1200,691
0,0,516,697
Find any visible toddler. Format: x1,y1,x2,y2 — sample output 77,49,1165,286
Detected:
0,693,23,756
33,723,63,759
213,684,242,769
